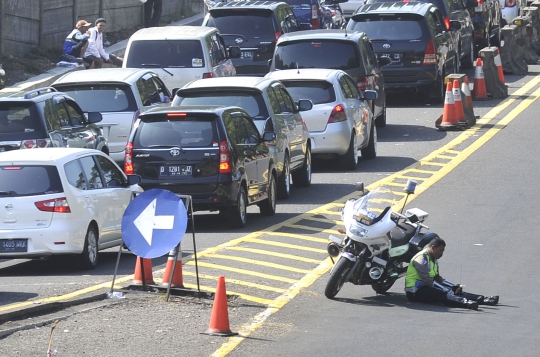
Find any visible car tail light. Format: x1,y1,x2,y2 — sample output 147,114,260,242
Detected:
311,4,320,29
132,109,141,124
219,140,231,173
23,140,36,149
124,142,134,175
444,15,450,31
476,0,483,11
328,104,347,123
275,31,283,42
203,72,214,79
37,139,49,148
423,39,437,65
506,0,516,5
35,198,71,213
357,76,368,91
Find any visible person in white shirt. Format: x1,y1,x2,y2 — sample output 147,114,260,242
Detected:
83,18,123,68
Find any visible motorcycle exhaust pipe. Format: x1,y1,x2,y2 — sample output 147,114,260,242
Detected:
327,242,341,258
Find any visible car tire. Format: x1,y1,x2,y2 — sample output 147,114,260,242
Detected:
340,134,358,170
462,38,475,69
277,154,290,199
229,185,247,228
80,225,99,270
360,122,377,160
292,146,312,187
375,101,386,128
259,173,277,216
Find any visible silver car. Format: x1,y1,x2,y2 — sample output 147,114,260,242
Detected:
266,68,377,170
52,68,172,164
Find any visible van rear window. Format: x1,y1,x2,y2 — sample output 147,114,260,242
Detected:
126,40,205,68
280,80,336,105
135,116,218,148
0,104,46,140
0,165,63,197
207,10,276,38
53,84,138,113
349,17,424,41
274,41,360,71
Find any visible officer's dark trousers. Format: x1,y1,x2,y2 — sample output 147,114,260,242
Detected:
406,287,484,308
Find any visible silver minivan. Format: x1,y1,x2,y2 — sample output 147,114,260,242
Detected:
123,26,240,90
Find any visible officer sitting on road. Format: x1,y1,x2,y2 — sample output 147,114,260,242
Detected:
405,237,499,310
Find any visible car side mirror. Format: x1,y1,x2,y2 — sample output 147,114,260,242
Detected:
262,131,276,142
127,174,141,186
298,23,312,31
107,179,121,187
378,56,392,67
228,46,241,59
87,112,102,124
362,90,377,101
297,99,313,112
450,20,462,31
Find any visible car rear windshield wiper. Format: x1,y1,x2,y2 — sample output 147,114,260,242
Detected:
140,64,173,76
0,190,15,196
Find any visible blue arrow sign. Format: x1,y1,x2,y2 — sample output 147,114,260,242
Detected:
122,189,188,259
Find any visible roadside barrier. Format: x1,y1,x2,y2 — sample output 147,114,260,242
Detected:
501,25,529,74
133,257,155,285
479,47,508,99
522,6,540,54
513,16,539,64
473,58,490,100
162,245,184,288
437,82,461,131
202,276,238,337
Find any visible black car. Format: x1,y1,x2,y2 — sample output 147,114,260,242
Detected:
270,30,390,127
202,1,311,76
124,106,277,228
0,87,106,153
347,2,460,103
363,0,476,69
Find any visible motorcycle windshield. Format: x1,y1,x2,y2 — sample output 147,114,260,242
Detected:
352,187,396,225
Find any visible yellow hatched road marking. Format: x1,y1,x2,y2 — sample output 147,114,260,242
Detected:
299,216,343,225
182,283,274,306
245,238,328,253
184,261,298,283
263,231,329,243
226,247,323,263
181,272,286,293
282,223,342,234
206,254,313,274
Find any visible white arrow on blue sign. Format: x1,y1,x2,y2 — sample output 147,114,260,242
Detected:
122,189,188,259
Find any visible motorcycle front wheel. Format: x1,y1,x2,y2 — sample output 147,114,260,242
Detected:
324,257,353,299
371,278,396,294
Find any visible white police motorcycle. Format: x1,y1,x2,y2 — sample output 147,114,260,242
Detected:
325,180,440,299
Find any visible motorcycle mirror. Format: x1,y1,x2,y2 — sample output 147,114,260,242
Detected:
404,179,417,194
408,214,419,223
355,182,364,193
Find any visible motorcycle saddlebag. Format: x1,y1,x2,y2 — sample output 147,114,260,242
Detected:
409,231,439,250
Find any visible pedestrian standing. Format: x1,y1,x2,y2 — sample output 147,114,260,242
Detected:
144,0,163,28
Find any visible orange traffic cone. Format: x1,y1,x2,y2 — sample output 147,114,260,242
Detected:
473,58,489,100
202,276,238,336
452,80,465,124
438,82,460,130
162,246,184,288
461,76,474,112
493,48,505,84
133,257,155,285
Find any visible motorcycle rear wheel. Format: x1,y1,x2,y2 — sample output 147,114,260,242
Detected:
324,257,353,299
371,278,396,294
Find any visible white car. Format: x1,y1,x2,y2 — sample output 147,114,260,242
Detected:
0,148,142,269
265,68,377,170
499,0,527,25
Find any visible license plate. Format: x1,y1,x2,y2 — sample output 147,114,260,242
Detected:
159,165,192,176
241,51,253,59
0,239,28,252
381,53,401,63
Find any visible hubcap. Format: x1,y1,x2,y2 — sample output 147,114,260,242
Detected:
373,126,378,154
353,135,358,164
87,230,97,264
306,150,312,181
284,161,290,194
239,191,246,222
270,178,276,210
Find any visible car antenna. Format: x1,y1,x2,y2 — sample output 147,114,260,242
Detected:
296,63,300,74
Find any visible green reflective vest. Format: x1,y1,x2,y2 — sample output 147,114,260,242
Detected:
405,249,438,289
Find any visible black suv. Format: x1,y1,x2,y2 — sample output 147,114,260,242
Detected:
269,30,390,127
124,106,277,228
363,0,476,69
348,2,460,103
202,1,311,76
0,87,106,153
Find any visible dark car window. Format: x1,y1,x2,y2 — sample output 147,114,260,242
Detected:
226,116,251,146
339,75,354,99
126,40,205,68
136,74,170,107
64,159,87,190
64,101,86,126
272,85,295,113
79,156,104,189
206,10,277,37
95,155,126,187
174,91,269,120
280,80,336,104
0,165,63,196
266,87,282,114
135,116,218,148
274,41,361,71
348,16,424,40
343,75,361,99
0,103,46,140
54,84,138,113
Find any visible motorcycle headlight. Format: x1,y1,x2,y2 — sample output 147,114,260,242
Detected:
350,223,368,237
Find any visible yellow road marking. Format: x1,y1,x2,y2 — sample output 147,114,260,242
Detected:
226,247,323,263
263,231,329,243
184,261,298,283
182,271,286,293
244,238,328,253
206,254,313,274
282,223,342,234
182,282,275,306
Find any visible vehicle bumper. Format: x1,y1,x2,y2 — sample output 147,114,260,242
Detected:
310,121,352,156
382,66,437,91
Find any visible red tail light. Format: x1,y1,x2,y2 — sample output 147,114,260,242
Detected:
444,15,450,31
357,76,368,91
275,31,283,42
37,139,49,148
423,39,437,65
124,142,134,175
476,0,483,11
328,104,347,123
311,4,320,29
23,140,36,149
505,0,516,6
203,73,214,79
35,198,71,213
132,109,141,124
219,140,231,173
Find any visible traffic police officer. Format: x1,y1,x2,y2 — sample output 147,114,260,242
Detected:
405,237,499,310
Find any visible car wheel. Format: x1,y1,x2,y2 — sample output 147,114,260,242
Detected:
340,134,358,170
259,173,277,216
229,186,247,228
277,154,290,199
375,101,387,128
80,225,98,270
462,38,475,69
292,146,312,187
360,122,377,160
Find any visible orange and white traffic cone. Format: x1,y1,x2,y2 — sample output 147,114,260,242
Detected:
494,48,505,84
162,245,184,288
462,76,474,112
473,58,489,100
452,80,465,125
438,82,460,130
133,257,155,285
461,76,476,128
202,276,238,336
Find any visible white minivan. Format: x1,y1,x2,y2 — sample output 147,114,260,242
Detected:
123,26,240,90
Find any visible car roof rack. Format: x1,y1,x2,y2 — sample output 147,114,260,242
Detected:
23,86,58,99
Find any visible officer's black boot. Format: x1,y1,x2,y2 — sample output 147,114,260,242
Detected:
480,295,499,306
464,300,478,310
